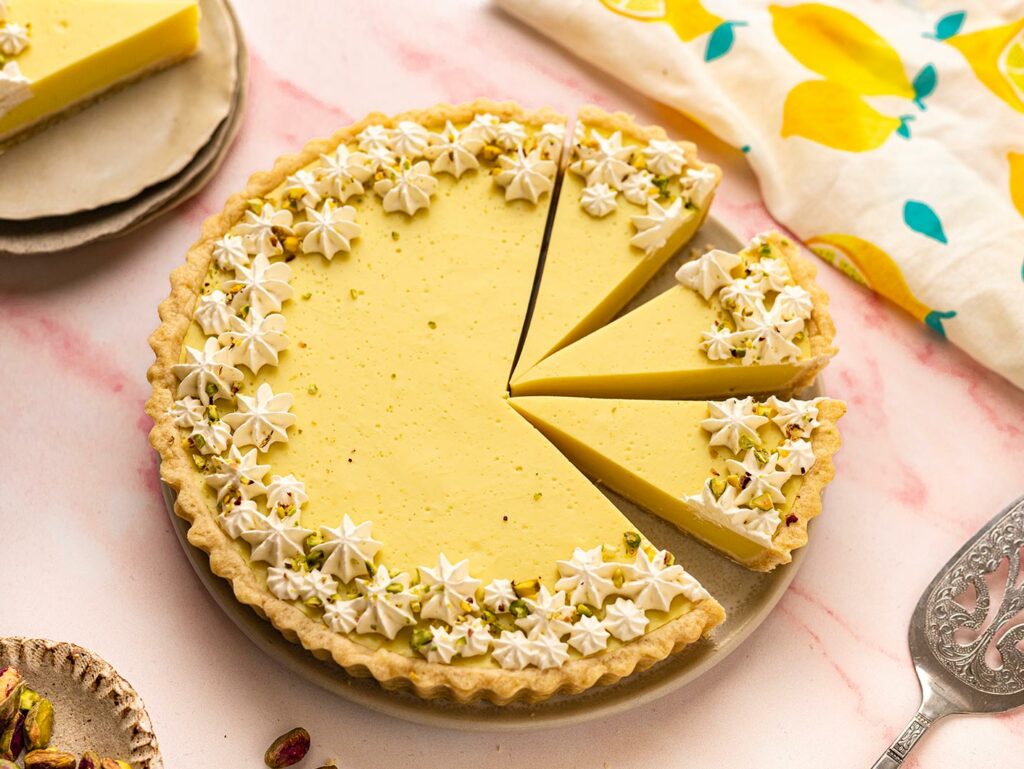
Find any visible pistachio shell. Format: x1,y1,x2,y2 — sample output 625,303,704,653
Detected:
264,727,310,768
77,751,101,769
24,698,54,751
24,749,77,769
0,669,23,732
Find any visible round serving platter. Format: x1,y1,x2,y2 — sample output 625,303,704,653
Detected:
161,216,822,730
0,0,247,256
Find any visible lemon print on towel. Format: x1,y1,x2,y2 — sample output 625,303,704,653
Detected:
939,14,1024,114
599,0,747,61
771,3,935,152
807,233,956,335
1010,151,1024,218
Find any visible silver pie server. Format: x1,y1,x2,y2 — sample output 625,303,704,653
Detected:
872,494,1024,767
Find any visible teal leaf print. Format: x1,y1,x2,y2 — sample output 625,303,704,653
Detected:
896,115,915,139
925,310,957,337
927,11,966,41
912,65,937,109
704,21,747,62
904,200,948,244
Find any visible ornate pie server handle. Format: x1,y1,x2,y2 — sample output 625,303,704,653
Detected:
870,710,934,768
870,687,956,768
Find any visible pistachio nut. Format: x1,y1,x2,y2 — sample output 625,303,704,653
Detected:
0,758,18,769
77,751,101,769
97,759,130,769
24,698,54,751
24,749,76,769
19,688,40,713
0,711,25,761
264,727,310,768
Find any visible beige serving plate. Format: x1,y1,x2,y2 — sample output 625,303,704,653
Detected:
161,216,822,730
0,0,238,220
0,0,247,256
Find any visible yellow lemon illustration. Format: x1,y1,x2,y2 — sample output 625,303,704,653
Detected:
946,17,1024,114
600,0,723,41
782,80,904,152
806,233,932,320
1010,151,1024,217
770,3,914,97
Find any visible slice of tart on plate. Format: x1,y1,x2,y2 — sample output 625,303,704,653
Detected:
512,232,837,399
509,394,844,571
148,101,732,705
0,0,201,148
511,105,721,382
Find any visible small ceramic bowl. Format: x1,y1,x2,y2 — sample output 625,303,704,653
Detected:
0,638,162,768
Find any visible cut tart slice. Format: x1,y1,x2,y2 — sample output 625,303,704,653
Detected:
509,394,844,571
511,232,836,399
510,105,721,383
148,101,725,704
0,0,201,147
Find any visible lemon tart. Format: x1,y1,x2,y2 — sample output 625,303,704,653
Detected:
510,395,844,571
0,0,200,147
511,105,721,383
148,101,747,704
511,232,836,399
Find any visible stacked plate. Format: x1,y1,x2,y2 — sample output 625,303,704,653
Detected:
0,0,247,256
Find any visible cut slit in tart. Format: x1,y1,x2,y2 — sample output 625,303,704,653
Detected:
147,100,839,704
511,105,722,383
509,395,845,572
511,232,837,400
0,0,201,148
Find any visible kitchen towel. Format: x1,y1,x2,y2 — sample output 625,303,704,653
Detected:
497,0,1024,389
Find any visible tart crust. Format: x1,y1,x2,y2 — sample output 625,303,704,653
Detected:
147,99,727,705
758,398,844,571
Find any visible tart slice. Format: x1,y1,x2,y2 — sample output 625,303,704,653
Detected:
510,105,721,382
509,394,844,571
149,101,726,704
511,232,836,399
0,0,201,147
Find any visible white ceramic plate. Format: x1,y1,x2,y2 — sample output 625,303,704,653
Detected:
0,0,238,220
161,216,824,730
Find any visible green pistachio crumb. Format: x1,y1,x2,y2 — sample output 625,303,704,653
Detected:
410,628,433,653
624,531,641,551
509,599,529,619
307,384,319,395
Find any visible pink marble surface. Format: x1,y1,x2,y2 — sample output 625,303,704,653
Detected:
2,2,1023,766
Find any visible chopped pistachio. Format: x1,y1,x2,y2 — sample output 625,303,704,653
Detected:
305,532,324,549
385,581,404,594
726,474,742,489
204,383,219,398
206,404,221,421
246,198,264,214
623,531,641,551
410,628,433,653
709,477,728,499
191,454,207,470
512,578,539,598
576,603,595,618
307,384,319,396
750,494,774,511
753,447,771,465
738,434,758,450
508,599,529,619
